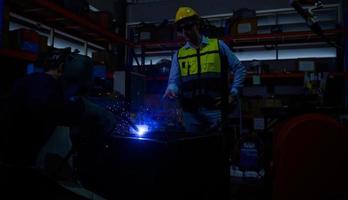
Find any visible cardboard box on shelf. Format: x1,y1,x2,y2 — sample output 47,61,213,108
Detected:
135,23,156,42
229,18,257,35
298,60,315,72
298,59,331,72
9,29,40,53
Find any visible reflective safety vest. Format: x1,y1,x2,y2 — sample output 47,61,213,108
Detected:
178,38,225,110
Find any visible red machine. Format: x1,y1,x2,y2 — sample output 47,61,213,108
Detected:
273,114,348,200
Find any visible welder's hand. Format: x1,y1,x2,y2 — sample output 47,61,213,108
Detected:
163,88,178,99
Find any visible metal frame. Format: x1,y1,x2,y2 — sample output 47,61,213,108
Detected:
126,3,340,26
9,12,105,53
126,4,342,67
31,0,132,46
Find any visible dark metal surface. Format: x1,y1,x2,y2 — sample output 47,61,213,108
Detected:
75,131,230,200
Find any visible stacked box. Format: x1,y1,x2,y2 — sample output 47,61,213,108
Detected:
135,21,176,42
9,29,40,53
229,18,257,35
228,8,257,35
135,23,156,41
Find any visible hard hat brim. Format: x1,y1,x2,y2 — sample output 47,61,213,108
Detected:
175,15,200,25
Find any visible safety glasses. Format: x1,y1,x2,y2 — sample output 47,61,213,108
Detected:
176,21,197,32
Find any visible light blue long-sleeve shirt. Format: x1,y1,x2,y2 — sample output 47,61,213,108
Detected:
166,35,246,96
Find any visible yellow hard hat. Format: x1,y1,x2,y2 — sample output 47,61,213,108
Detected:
175,6,199,23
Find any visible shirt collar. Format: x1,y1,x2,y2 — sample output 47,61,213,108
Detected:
183,35,209,49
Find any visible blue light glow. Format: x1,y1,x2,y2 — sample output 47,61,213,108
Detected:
128,106,161,136
130,125,149,137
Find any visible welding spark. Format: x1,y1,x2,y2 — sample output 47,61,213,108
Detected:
130,125,149,137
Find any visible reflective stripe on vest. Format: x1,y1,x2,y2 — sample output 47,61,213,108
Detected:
177,38,222,99
178,38,221,79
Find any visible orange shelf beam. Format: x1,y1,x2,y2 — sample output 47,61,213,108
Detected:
29,0,133,47
0,48,37,62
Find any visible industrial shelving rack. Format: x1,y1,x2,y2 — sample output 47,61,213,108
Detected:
127,3,347,81
0,0,133,61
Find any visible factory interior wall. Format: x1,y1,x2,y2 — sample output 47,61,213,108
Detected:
88,0,341,23
125,0,341,23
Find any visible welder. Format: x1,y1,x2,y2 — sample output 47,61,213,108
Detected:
164,6,247,133
0,47,88,199
0,47,75,166
0,44,127,197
